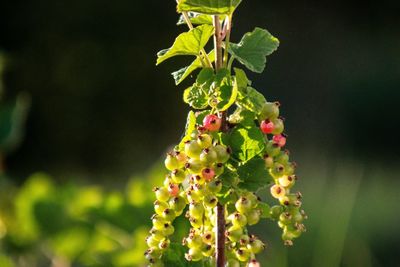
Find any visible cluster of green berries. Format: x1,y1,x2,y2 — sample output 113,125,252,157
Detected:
223,193,265,266
145,114,230,266
145,113,272,266
258,101,307,246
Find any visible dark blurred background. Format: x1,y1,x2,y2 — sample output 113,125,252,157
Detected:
0,0,400,266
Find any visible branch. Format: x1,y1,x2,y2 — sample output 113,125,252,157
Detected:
213,15,226,267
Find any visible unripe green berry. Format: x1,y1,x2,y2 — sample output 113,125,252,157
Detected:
185,141,202,159
271,162,285,178
200,148,218,164
169,196,186,213
161,208,176,222
189,202,204,219
171,169,186,183
203,194,218,209
247,238,265,254
226,225,243,242
164,153,180,171
189,217,202,228
161,222,175,236
239,234,250,246
197,134,212,149
186,189,202,202
193,183,207,198
186,233,203,248
278,175,295,188
214,162,224,175
279,212,292,225
270,205,284,219
154,187,169,202
244,192,259,208
235,248,250,262
174,151,188,168
185,247,203,261
149,228,165,241
282,225,301,241
144,248,162,262
271,118,284,135
284,162,295,176
275,151,289,165
279,195,291,206
291,209,304,223
146,235,160,248
202,231,214,245
246,209,261,225
202,244,215,257
187,158,204,173
260,101,280,120
163,175,173,187
151,214,167,230
191,174,206,185
270,184,286,199
214,144,231,163
229,212,247,227
266,141,281,157
235,197,252,214
154,200,169,215
264,154,274,168
207,179,222,193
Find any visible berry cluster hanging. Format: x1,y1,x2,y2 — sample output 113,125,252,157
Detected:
144,1,307,266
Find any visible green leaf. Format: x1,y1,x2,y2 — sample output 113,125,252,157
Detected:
157,25,214,65
234,67,251,90
171,51,215,85
196,68,214,85
236,87,266,115
177,12,213,25
228,108,256,127
229,27,279,73
237,157,273,191
194,110,211,125
179,111,197,149
222,124,265,163
183,84,209,109
177,0,242,15
218,168,237,186
216,82,237,111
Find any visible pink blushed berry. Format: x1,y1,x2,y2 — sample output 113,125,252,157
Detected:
168,183,179,197
201,168,215,181
203,114,221,132
273,134,287,147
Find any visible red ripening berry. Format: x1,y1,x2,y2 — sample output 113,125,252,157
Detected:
203,114,221,132
168,184,179,197
260,119,274,134
273,134,287,147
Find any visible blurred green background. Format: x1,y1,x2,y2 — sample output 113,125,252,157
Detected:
0,0,399,266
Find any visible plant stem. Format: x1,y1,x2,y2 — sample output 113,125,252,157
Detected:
213,16,223,70
213,15,226,267
223,15,232,68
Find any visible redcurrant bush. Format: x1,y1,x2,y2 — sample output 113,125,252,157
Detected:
145,1,307,266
